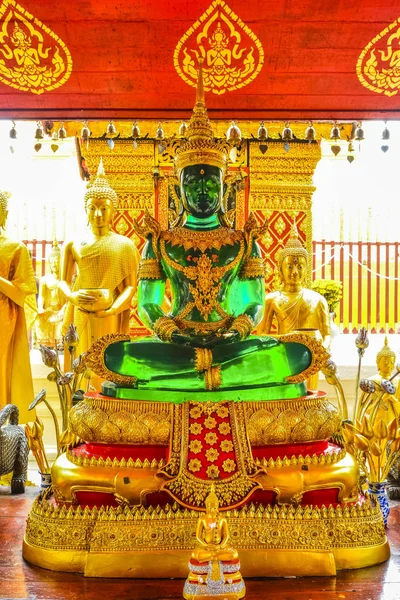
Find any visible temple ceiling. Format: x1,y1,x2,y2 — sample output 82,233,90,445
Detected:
1,0,400,119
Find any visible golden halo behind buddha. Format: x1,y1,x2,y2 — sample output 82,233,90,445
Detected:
175,59,228,175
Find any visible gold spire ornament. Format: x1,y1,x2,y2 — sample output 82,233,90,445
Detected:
175,59,228,174
84,158,118,209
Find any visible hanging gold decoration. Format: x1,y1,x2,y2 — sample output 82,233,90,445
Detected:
174,0,264,95
0,0,72,95
357,16,400,97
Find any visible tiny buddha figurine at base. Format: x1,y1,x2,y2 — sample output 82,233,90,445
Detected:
258,223,331,390
34,241,66,349
184,486,245,600
23,61,390,579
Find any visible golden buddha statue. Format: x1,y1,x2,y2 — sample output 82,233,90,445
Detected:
34,242,66,348
259,222,330,347
359,336,400,424
184,486,245,600
192,486,239,563
60,160,140,364
258,222,330,389
0,190,37,423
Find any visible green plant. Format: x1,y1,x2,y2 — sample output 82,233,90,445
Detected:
311,279,343,313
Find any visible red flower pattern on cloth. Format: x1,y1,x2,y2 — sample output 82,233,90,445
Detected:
187,402,238,479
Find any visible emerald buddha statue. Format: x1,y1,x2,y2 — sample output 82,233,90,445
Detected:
87,62,322,398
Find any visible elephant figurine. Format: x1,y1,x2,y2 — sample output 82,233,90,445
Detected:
0,404,29,494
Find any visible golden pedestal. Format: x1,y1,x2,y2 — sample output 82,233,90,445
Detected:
23,391,390,577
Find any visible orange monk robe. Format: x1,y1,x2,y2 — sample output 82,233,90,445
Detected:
0,238,37,423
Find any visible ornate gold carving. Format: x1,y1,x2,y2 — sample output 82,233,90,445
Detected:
222,458,236,473
357,16,400,97
66,449,166,470
68,398,171,445
231,314,254,340
0,0,72,95
239,256,265,279
205,432,218,445
161,237,244,320
205,448,219,462
85,334,136,386
25,489,386,557
275,332,330,384
153,316,179,342
174,0,264,95
245,396,341,445
194,347,213,372
162,226,243,252
189,440,203,454
138,258,164,281
188,458,202,473
204,365,222,390
221,439,234,452
159,402,260,509
174,315,233,335
253,447,346,469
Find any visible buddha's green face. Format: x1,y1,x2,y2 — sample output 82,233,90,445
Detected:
181,164,222,218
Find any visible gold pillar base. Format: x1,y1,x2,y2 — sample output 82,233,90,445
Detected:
23,492,390,578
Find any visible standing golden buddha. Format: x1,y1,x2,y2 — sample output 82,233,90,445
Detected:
60,160,140,362
34,241,66,348
0,190,37,422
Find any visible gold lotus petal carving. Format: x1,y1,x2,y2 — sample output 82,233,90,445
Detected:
174,0,264,95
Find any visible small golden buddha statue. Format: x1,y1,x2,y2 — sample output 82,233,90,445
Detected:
34,242,66,348
0,190,37,423
258,222,330,389
359,336,400,424
192,486,238,563
184,486,245,600
60,160,140,365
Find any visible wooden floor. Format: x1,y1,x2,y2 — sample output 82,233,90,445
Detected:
1,487,400,600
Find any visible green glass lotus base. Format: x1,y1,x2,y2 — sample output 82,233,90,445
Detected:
100,380,307,402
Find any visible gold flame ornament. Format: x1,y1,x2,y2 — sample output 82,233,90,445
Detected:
357,15,400,97
174,0,264,95
0,0,72,95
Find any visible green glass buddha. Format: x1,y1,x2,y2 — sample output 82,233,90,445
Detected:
87,62,325,399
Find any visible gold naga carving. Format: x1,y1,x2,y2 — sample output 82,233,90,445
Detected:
0,0,72,94
174,0,264,95
357,16,400,97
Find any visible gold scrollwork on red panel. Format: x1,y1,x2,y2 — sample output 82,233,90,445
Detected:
174,0,264,95
0,0,72,94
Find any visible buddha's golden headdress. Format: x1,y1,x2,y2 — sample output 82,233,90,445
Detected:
0,190,11,212
376,336,396,363
49,241,61,260
277,220,308,267
84,158,118,209
175,60,228,175
205,483,219,509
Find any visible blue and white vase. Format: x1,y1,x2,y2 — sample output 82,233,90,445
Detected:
368,481,390,527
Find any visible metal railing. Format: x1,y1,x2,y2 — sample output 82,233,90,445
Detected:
312,240,400,333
